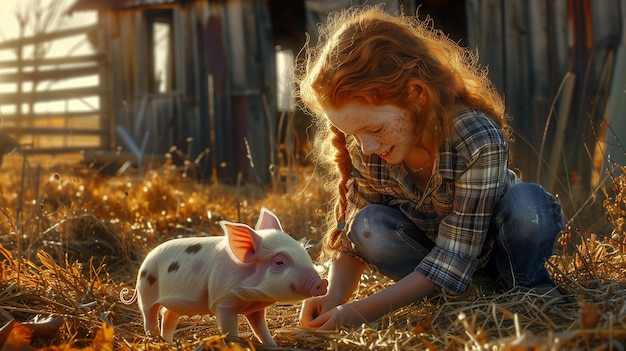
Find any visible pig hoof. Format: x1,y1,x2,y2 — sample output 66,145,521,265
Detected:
146,331,167,343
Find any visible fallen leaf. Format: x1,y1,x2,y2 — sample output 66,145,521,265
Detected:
91,323,115,351
1,321,35,351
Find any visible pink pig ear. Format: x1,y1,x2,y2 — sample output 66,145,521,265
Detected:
220,221,262,263
255,207,283,232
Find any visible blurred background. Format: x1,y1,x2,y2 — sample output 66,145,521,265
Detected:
0,0,624,203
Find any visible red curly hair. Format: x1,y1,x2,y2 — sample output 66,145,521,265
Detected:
294,6,510,260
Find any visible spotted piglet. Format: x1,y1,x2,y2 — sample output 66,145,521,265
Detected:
120,207,328,345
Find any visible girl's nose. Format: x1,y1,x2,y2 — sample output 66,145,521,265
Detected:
360,136,380,156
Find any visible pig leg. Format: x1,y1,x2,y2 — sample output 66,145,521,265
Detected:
160,308,181,343
215,307,240,339
245,310,276,346
141,304,161,338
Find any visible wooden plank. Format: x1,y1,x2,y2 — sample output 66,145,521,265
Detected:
2,127,103,135
0,86,102,104
0,54,105,69
465,0,504,91
175,7,202,158
503,1,530,125
97,14,113,150
501,1,534,175
527,0,551,176
205,10,228,176
527,0,550,100
135,11,150,94
599,0,626,178
548,0,570,93
0,65,100,83
0,111,100,120
108,13,135,140
0,25,98,50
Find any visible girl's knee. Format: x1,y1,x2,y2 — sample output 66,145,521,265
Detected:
351,204,397,237
498,183,563,236
350,205,392,249
347,205,429,280
494,184,563,265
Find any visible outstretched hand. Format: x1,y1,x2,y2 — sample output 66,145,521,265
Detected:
300,295,336,329
302,302,368,330
301,295,377,330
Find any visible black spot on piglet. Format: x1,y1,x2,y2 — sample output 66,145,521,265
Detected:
185,244,202,254
147,274,157,286
168,262,180,273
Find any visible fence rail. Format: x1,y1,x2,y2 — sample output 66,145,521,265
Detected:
0,66,101,84
1,111,99,121
0,25,98,50
0,54,105,68
1,87,103,104
0,24,106,153
1,127,102,136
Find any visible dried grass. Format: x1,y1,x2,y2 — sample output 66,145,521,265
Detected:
0,153,625,350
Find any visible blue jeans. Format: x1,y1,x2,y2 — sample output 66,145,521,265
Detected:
346,183,564,290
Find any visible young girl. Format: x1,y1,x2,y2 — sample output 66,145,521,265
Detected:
295,6,564,330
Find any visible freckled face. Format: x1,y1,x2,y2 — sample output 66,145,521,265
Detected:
325,102,419,164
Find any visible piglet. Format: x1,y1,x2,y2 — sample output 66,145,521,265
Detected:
120,207,328,345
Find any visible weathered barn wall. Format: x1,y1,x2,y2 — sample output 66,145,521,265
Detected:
466,0,623,197
79,0,277,184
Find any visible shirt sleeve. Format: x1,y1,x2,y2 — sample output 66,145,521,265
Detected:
416,115,510,295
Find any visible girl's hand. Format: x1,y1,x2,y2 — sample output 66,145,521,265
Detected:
305,302,366,330
300,295,337,328
300,253,367,328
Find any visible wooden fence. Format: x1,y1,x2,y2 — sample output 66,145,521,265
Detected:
0,24,109,155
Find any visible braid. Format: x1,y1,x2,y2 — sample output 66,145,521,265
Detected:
322,126,353,255
332,126,351,218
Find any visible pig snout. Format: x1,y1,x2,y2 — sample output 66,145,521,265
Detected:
305,276,328,297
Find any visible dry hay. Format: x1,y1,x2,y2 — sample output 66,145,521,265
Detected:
0,155,625,350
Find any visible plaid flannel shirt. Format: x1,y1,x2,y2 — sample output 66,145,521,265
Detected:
341,109,521,295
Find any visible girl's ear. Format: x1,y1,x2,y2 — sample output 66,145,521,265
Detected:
408,80,428,107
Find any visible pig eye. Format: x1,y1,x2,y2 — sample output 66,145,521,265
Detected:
271,254,290,270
